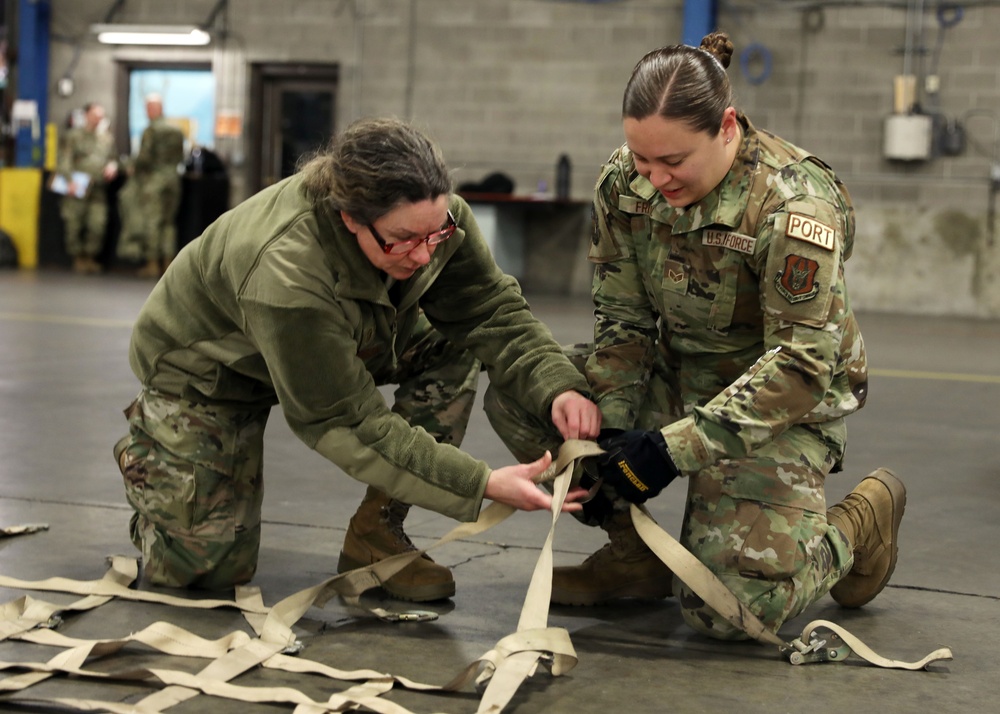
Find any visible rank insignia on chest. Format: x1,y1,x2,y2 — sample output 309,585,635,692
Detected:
662,259,689,292
775,254,820,303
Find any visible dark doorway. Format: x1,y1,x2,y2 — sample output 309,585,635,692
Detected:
249,63,339,193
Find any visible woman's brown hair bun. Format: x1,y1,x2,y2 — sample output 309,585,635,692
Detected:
700,31,734,70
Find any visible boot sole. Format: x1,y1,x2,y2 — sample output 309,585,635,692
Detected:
830,468,906,608
551,576,673,606
337,552,455,603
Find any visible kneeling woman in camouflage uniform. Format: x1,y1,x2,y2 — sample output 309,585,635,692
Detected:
115,118,600,596
488,32,905,639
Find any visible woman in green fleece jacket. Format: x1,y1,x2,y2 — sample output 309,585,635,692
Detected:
114,117,599,598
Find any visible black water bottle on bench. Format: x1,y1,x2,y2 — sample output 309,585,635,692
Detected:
556,154,571,200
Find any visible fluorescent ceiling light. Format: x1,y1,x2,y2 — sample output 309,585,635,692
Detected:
91,24,211,46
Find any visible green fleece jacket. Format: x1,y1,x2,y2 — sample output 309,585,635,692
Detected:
129,174,587,522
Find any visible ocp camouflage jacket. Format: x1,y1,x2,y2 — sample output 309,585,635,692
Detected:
588,115,867,474
133,117,184,178
58,127,115,184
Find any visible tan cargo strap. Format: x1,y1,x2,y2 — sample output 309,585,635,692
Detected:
629,502,953,669
0,555,271,616
0,523,49,537
0,441,600,713
0,440,949,713
475,440,602,713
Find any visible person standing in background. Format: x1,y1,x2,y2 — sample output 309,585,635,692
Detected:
117,93,185,279
57,102,118,274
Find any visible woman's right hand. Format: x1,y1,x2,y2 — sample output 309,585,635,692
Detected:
484,451,588,513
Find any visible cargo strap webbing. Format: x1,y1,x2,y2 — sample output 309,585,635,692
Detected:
0,439,950,713
0,523,49,537
548,441,951,670
0,441,601,713
628,502,953,669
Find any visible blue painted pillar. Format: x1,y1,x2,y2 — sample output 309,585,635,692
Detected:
682,0,716,47
14,0,50,167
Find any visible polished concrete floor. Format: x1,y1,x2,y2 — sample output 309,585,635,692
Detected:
0,268,997,713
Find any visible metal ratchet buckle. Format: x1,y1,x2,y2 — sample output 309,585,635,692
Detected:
383,610,439,623
782,631,851,665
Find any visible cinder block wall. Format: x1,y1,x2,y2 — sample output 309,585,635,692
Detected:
46,0,1000,316
723,4,1000,317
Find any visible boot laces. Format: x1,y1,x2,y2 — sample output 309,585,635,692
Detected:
380,501,417,551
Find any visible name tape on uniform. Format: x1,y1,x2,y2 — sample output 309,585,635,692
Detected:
703,230,757,254
786,213,835,251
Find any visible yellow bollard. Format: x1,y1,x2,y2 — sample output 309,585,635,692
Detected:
0,167,43,268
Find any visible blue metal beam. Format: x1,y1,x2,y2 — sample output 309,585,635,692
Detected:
15,0,51,167
682,0,717,47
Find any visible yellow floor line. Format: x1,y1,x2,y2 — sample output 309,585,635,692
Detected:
3,311,998,385
0,312,134,328
869,368,1000,385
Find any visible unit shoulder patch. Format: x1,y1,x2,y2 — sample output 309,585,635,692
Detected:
786,212,835,251
702,229,757,254
775,254,820,303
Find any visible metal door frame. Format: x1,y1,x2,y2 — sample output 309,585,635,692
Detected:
113,59,212,159
247,62,339,194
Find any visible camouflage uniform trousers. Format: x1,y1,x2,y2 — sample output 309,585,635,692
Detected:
60,188,108,258
114,316,480,589
116,171,181,262
484,343,854,640
377,312,481,448
114,393,268,590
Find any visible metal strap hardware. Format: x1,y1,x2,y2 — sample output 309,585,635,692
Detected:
782,631,851,665
376,609,439,623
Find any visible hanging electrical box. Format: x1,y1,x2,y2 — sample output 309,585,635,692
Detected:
884,114,933,161
883,73,933,161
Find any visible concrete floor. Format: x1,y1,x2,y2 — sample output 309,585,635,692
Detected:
0,268,997,713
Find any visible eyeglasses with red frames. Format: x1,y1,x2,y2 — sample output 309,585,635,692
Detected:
368,211,457,255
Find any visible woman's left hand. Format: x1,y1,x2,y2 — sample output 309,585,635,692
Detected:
551,390,602,441
485,451,589,513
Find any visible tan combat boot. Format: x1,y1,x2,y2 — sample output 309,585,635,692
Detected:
827,468,906,608
72,256,89,274
551,509,673,606
337,486,455,602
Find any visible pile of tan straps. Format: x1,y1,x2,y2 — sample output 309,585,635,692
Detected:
0,441,952,713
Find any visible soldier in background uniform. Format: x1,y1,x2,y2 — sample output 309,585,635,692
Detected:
487,32,906,640
114,117,599,597
117,93,185,278
57,102,118,274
